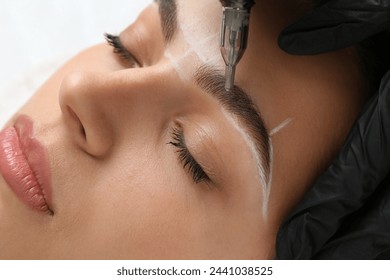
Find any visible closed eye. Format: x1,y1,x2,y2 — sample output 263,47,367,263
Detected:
104,33,141,67
168,127,211,184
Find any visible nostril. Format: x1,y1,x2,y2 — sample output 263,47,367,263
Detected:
67,106,86,139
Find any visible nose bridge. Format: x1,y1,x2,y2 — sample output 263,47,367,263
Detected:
60,67,172,110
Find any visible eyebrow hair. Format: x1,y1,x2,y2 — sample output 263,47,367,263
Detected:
194,66,271,177
155,0,178,43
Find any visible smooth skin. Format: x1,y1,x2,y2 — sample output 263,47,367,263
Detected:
0,0,366,259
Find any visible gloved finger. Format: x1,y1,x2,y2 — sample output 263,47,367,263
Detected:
376,248,390,259
314,174,390,259
276,71,390,259
278,0,390,55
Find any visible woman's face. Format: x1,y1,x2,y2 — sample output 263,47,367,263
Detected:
0,0,365,259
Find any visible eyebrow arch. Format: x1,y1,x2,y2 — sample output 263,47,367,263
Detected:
155,0,178,43
194,66,271,178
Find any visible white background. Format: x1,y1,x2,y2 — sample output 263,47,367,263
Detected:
0,0,150,126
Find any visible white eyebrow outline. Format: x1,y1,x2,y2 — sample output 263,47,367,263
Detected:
270,118,293,136
221,109,272,220
264,118,293,219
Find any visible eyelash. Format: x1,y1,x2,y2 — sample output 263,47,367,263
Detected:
104,33,141,67
168,128,210,184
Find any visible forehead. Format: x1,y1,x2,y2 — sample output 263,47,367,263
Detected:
175,0,221,32
165,0,225,72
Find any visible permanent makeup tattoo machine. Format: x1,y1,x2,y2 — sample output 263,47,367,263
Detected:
219,0,256,91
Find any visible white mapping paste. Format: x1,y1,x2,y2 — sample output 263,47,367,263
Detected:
222,109,271,219
163,0,225,81
270,118,293,136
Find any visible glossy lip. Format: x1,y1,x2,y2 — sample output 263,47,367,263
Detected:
0,115,53,215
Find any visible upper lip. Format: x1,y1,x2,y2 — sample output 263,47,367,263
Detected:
0,115,54,215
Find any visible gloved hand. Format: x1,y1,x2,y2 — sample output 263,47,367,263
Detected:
276,0,390,259
278,0,390,55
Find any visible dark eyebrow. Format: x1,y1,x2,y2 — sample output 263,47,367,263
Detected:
155,0,178,43
194,66,271,178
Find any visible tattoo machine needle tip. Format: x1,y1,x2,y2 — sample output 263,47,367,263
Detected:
219,0,255,92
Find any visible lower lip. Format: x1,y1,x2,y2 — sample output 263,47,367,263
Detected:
0,115,53,214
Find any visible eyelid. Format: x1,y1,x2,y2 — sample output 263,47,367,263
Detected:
168,127,212,185
104,33,142,67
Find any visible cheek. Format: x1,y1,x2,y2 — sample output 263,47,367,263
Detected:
52,144,264,258
43,119,265,259
48,140,203,258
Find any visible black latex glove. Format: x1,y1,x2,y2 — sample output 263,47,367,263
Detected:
278,0,390,55
277,72,390,259
276,0,390,259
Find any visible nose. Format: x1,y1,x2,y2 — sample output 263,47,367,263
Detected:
58,67,178,158
59,66,187,158
59,72,115,157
